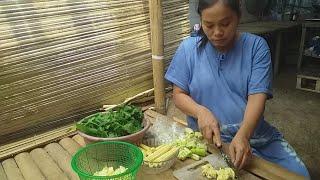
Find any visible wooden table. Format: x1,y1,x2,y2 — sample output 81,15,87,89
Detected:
137,158,260,180
0,109,305,180
238,21,301,77
0,134,259,180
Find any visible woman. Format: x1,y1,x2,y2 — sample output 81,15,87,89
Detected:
165,0,310,177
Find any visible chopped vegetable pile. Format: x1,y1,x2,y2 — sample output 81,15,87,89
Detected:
175,128,208,161
94,165,127,176
76,105,144,138
201,164,235,180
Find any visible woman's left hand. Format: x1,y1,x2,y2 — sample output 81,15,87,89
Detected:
229,133,252,169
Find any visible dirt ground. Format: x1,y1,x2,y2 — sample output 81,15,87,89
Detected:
166,66,320,179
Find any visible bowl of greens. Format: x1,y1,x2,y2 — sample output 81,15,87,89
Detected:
76,105,151,144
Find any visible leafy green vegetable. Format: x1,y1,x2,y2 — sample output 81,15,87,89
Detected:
76,105,144,138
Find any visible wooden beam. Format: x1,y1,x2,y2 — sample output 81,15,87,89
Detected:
274,31,282,77
149,0,166,114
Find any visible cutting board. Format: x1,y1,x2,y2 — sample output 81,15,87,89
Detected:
173,154,262,180
173,154,229,180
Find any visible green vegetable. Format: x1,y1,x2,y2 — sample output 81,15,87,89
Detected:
177,147,192,160
191,148,207,157
175,128,208,161
191,153,201,161
76,105,143,138
194,132,203,139
201,164,218,179
185,128,194,135
94,165,127,176
201,164,235,180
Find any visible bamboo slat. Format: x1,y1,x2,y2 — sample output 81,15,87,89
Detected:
14,153,45,180
59,138,81,156
2,158,24,180
0,123,75,160
44,143,79,180
0,0,190,144
0,162,8,180
72,135,86,147
30,148,69,180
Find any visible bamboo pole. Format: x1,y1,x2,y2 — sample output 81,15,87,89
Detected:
149,0,166,114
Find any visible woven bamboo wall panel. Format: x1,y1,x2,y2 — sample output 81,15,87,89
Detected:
0,0,190,143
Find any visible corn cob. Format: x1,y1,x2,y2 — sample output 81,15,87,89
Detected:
150,147,157,152
153,147,179,162
144,144,173,162
157,144,167,149
139,147,148,158
140,144,152,154
140,144,151,151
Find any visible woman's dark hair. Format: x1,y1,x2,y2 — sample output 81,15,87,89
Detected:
197,0,241,50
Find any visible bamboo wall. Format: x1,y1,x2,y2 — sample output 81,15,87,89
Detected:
0,0,190,144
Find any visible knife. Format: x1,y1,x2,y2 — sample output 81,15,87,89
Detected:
211,137,239,178
218,146,237,171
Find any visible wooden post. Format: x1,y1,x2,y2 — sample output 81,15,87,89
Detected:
297,26,306,71
149,0,166,114
273,31,282,77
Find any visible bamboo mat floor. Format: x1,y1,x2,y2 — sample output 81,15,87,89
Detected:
0,135,86,180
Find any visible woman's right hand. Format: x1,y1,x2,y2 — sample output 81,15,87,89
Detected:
196,105,222,147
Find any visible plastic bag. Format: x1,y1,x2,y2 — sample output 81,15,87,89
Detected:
144,116,185,145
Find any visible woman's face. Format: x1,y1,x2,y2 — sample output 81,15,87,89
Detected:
201,1,239,51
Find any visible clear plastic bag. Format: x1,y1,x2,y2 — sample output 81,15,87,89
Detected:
144,116,185,145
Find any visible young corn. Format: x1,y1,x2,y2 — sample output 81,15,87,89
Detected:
144,144,173,162
153,147,179,162
139,147,149,158
140,144,151,151
140,144,152,154
155,144,166,151
150,147,157,152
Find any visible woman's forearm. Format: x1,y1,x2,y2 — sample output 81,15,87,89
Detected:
237,93,267,140
173,85,203,119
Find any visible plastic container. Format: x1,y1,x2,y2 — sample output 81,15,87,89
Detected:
78,117,151,145
140,138,179,174
71,141,143,180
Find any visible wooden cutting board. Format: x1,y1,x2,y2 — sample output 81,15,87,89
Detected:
173,154,228,180
173,154,261,180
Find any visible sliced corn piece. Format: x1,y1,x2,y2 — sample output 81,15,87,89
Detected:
153,147,179,162
139,147,148,158
144,144,173,162
140,144,152,151
150,147,157,152
155,144,166,150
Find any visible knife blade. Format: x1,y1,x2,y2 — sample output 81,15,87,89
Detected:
210,137,239,178
218,146,239,178
218,146,234,168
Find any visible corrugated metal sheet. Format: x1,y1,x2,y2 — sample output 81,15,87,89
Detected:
0,0,190,143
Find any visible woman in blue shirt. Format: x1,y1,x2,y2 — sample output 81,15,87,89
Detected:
165,0,309,177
